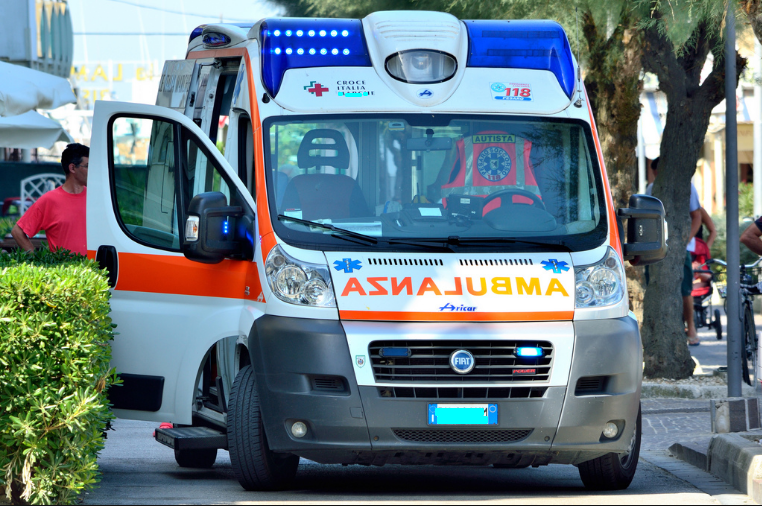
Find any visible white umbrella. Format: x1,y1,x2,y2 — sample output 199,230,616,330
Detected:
0,110,73,149
0,61,76,117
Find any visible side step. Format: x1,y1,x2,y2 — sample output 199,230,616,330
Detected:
155,426,228,451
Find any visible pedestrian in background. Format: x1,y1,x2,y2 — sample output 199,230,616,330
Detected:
11,143,89,255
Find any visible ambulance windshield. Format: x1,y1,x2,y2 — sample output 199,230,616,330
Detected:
265,115,607,252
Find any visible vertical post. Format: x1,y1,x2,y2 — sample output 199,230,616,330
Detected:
726,2,742,398
637,117,647,194
754,38,762,217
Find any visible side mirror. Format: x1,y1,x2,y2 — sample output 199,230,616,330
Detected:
617,194,668,266
183,192,243,264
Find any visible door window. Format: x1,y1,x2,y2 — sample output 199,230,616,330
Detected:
111,116,180,250
182,129,234,207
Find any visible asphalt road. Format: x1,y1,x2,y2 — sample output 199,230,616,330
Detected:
84,420,751,505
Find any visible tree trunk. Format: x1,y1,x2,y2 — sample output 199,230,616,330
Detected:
641,21,746,379
741,0,762,43
582,12,646,319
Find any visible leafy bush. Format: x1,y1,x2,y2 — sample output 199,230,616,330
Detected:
0,249,116,505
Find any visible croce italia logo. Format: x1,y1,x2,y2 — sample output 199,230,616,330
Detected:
304,81,329,97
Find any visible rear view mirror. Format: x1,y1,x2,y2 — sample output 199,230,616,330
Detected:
183,192,243,264
618,195,668,266
406,136,452,151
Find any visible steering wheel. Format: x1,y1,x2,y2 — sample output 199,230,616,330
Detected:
482,188,545,210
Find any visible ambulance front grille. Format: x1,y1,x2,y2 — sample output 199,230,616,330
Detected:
369,340,553,383
392,428,533,444
377,386,547,399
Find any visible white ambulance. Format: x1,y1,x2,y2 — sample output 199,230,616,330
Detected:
88,11,667,491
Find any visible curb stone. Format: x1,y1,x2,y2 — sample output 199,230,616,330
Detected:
670,434,762,503
642,382,755,399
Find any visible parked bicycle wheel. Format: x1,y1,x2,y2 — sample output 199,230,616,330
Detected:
714,309,722,340
745,305,757,386
742,305,755,386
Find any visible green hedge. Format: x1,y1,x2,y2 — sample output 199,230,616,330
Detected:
0,250,116,505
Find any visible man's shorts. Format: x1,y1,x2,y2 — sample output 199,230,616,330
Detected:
682,250,693,297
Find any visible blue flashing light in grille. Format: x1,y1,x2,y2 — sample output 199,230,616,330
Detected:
464,19,575,98
516,347,543,358
380,347,411,358
260,18,371,97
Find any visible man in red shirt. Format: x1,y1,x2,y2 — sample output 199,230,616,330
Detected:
11,143,89,255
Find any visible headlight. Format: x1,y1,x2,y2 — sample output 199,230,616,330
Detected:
265,245,336,307
575,247,625,308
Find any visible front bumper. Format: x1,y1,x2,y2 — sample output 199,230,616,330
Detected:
247,315,641,465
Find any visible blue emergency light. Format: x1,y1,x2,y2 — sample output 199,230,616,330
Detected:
189,23,255,44
259,18,371,97
516,347,544,358
463,20,576,98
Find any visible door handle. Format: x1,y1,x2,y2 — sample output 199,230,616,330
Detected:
95,245,118,288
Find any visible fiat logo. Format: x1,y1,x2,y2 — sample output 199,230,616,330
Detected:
450,350,475,374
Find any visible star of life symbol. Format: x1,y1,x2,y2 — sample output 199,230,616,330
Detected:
541,259,570,274
304,81,329,97
476,146,511,182
333,258,362,273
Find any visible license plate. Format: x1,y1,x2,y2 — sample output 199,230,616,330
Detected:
427,403,498,425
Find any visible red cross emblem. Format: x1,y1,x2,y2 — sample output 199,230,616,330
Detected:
305,81,329,97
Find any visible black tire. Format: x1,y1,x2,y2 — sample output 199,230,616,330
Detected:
714,309,723,340
743,305,755,386
174,448,217,468
227,365,299,491
578,406,641,491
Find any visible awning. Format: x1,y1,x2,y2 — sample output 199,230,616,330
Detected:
0,110,73,149
0,61,76,117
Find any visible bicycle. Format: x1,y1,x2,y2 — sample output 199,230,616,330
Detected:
707,257,762,386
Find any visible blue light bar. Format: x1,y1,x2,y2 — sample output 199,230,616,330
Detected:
516,347,543,358
260,18,371,97
464,20,575,98
380,347,411,358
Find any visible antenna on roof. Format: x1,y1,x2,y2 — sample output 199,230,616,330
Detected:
574,8,583,108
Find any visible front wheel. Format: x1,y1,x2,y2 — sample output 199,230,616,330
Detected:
227,365,299,491
578,406,641,491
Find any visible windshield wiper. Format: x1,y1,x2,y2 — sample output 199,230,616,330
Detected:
386,238,457,252
449,236,572,252
277,214,378,244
